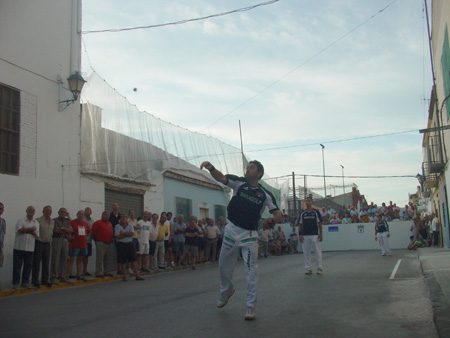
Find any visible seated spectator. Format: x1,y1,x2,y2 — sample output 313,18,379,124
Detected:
341,213,351,224
330,214,341,224
276,226,286,242
349,206,358,218
351,214,360,223
338,206,346,220
269,239,282,256
369,213,377,223
320,208,329,224
407,236,417,250
289,228,299,253
392,204,400,220
360,213,370,223
402,210,411,221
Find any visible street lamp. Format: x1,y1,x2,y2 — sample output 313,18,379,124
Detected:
58,71,87,111
340,165,345,195
320,144,326,198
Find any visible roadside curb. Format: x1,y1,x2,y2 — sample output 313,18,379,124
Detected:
0,261,218,298
418,251,450,338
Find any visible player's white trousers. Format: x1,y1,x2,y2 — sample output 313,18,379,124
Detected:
219,222,259,308
301,235,322,271
377,232,391,255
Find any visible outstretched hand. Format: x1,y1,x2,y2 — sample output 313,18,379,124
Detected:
200,161,212,170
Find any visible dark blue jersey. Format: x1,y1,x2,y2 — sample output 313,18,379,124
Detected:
299,209,323,236
375,221,389,233
225,175,279,231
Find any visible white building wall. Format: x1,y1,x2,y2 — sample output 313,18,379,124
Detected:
0,0,83,284
277,221,414,252
430,0,450,248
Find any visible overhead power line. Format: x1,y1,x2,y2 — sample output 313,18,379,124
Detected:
82,0,280,34
200,0,400,131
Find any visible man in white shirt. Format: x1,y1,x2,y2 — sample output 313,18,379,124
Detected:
137,211,151,271
204,218,221,261
431,213,440,247
13,206,40,288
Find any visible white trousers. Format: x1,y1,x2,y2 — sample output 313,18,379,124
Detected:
301,235,322,271
377,232,391,255
219,222,259,308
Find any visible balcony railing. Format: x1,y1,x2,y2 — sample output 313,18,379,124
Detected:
422,161,438,189
426,134,445,173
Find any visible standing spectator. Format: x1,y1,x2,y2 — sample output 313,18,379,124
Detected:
13,206,39,288
204,218,220,261
149,213,160,270
109,203,121,228
128,210,140,256
32,205,54,287
184,216,200,270
298,197,323,275
155,212,168,270
0,203,5,270
431,213,440,247
137,211,151,272
375,214,392,256
109,202,122,274
216,216,226,260
197,219,206,263
115,214,144,282
50,208,73,284
165,211,175,268
67,210,91,281
82,207,94,276
201,160,281,321
91,211,114,278
320,207,329,224
172,215,186,266
327,206,336,220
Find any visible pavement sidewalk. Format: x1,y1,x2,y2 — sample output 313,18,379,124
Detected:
417,247,450,338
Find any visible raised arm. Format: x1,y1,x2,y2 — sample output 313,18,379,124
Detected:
200,161,227,185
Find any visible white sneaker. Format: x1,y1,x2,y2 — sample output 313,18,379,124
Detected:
244,307,256,321
305,270,312,275
217,288,235,308
316,269,323,275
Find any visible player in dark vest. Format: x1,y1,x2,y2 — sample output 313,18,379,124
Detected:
201,160,281,321
298,196,323,274
375,214,391,256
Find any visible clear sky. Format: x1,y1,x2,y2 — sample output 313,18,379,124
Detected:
81,0,432,207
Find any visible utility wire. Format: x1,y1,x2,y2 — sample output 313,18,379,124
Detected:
199,0,399,131
82,0,280,34
67,126,421,167
246,128,418,153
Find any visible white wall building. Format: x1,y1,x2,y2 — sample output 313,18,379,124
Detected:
419,0,450,248
0,1,84,283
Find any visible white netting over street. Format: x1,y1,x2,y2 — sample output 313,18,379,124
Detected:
80,71,280,201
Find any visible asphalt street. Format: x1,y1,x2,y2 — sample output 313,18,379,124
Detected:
0,250,438,338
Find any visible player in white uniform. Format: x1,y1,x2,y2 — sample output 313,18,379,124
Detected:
201,160,282,321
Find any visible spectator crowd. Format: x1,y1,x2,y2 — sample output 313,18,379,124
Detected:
313,201,417,225
0,202,228,289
